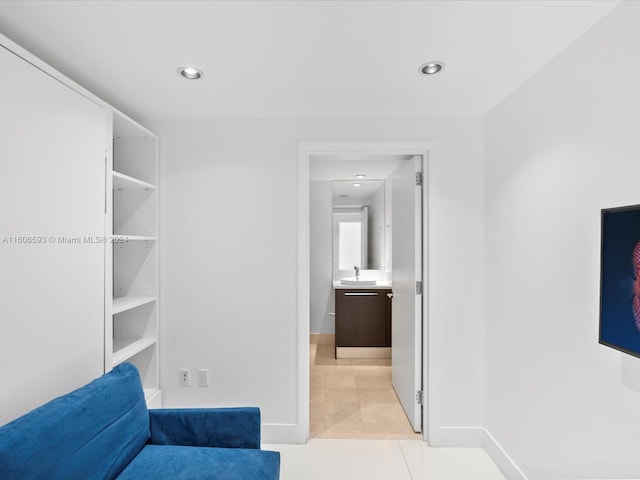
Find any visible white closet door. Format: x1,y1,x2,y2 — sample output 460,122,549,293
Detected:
0,45,107,425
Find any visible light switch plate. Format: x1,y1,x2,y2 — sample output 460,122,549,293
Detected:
197,369,209,387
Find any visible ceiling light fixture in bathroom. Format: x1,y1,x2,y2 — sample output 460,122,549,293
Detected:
352,183,361,187
419,61,445,76
355,174,366,179
177,66,204,80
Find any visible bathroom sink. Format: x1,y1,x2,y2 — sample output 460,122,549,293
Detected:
340,278,377,286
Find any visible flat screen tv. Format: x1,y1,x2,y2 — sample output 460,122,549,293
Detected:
600,204,640,358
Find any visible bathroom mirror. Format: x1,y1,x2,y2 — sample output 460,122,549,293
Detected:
332,180,385,275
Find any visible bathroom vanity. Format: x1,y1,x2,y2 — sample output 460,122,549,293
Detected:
333,283,392,359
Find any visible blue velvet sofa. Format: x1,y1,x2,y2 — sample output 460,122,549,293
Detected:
0,363,280,479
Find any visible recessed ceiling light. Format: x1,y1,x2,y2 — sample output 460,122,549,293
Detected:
352,183,362,187
355,174,366,179
178,66,204,80
419,61,445,76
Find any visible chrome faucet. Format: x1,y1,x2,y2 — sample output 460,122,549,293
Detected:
354,266,360,280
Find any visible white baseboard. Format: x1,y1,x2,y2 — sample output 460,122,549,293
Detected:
261,423,299,444
428,425,527,480
483,428,528,480
336,347,391,359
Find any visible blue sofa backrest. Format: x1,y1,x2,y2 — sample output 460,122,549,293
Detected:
0,363,150,480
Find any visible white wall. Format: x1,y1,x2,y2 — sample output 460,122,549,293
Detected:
310,180,334,334
154,116,484,443
368,183,385,270
485,2,640,478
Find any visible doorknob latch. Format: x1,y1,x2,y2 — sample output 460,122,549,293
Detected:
387,292,394,299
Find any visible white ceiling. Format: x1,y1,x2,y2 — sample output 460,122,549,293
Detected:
310,154,409,181
0,0,621,121
332,180,385,200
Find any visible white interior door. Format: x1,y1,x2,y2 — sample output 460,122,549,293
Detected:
391,155,423,432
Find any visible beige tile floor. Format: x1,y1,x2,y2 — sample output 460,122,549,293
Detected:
310,334,421,439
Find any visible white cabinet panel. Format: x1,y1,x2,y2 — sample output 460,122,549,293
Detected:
0,45,107,424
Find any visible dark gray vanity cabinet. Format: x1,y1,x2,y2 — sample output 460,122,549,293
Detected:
335,288,392,349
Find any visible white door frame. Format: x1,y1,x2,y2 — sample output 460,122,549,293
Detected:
297,140,433,443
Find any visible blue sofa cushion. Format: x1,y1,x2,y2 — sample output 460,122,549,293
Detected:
116,444,281,480
149,408,261,449
0,363,149,480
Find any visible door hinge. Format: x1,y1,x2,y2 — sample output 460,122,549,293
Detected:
415,172,423,186
416,280,423,295
416,390,424,405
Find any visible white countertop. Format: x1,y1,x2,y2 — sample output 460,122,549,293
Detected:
333,280,392,289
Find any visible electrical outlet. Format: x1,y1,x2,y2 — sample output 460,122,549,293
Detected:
197,369,209,387
179,369,190,387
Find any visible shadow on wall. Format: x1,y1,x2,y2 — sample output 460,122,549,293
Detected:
621,354,640,393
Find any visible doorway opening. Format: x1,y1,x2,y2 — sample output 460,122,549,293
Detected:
309,333,418,439
297,141,432,443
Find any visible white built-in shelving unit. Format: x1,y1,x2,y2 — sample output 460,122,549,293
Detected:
106,110,160,408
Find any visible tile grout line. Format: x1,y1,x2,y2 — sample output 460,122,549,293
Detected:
397,439,415,480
